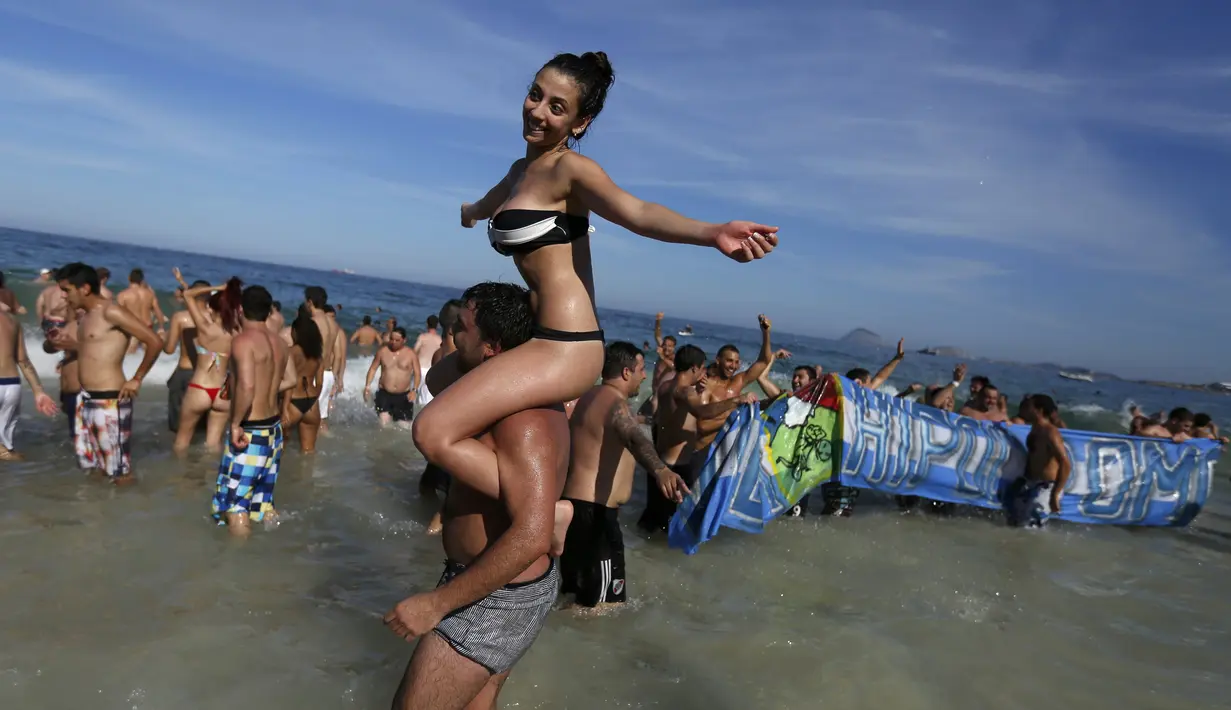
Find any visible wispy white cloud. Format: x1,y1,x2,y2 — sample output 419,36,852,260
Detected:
0,140,134,172
0,57,304,163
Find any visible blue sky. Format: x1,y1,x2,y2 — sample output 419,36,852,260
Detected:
0,1,1228,381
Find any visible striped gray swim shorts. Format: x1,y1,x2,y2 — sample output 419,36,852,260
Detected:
433,557,560,674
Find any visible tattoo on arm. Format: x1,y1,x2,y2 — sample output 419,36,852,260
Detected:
612,404,668,474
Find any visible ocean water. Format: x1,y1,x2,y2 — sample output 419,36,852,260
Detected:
1,227,1229,709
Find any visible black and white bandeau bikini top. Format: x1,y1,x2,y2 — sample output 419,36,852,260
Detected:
487,209,594,257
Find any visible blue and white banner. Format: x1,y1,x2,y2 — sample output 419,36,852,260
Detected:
838,378,1221,526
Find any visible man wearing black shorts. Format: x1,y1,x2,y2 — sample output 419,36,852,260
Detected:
561,342,688,607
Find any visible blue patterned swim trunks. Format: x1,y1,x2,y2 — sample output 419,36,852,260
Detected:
211,416,284,524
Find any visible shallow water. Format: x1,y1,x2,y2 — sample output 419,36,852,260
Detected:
4,229,1230,707
1,384,1229,709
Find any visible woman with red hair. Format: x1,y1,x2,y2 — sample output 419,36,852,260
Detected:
172,268,242,454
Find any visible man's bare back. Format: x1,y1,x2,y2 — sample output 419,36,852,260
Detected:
414,328,442,371
36,284,67,324
351,323,382,347
231,323,287,424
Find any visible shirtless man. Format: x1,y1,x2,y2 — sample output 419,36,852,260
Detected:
639,312,678,425
364,327,421,428
96,267,114,299
0,310,58,459
639,344,757,533
0,272,26,314
412,315,442,409
56,263,163,484
35,277,69,343
386,283,566,710
562,341,689,609
267,301,285,334
304,287,342,429
116,268,167,353
960,382,1008,422
162,279,209,432
420,299,467,534
960,375,991,411
1005,394,1071,528
694,315,775,465
1134,407,1195,442
211,285,288,537
45,300,83,439
351,316,383,347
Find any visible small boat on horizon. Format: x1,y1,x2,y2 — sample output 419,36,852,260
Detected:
1059,371,1095,383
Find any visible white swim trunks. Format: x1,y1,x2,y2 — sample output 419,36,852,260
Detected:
0,378,21,451
318,370,336,420
416,365,433,408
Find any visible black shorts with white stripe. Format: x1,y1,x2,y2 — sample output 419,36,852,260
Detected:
560,498,626,607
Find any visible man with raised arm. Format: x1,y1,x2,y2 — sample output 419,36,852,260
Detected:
57,263,163,485
211,286,288,537
638,343,757,532
386,282,566,710
693,314,774,461
562,341,689,608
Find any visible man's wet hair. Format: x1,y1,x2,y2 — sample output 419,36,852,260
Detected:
392,326,407,340
462,282,532,352
96,267,110,281
323,304,335,315
1194,412,1212,428
56,263,100,294
602,341,642,380
971,375,990,388
674,344,707,372
717,344,739,359
662,334,677,346
794,365,818,380
304,285,327,309
129,268,144,284
1168,407,1194,423
427,314,439,330
438,298,466,336
241,285,273,321
846,368,871,382
271,301,281,312
1030,394,1058,418
362,315,372,325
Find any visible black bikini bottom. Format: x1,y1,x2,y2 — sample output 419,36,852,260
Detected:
531,324,605,343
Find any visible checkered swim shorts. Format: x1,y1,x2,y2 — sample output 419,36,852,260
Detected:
433,557,559,675
211,416,284,524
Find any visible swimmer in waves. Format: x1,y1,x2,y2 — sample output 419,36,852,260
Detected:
411,50,779,548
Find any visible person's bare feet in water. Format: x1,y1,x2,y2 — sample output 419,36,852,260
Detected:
552,500,574,557
425,508,443,535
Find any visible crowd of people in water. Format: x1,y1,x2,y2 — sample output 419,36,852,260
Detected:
0,49,1225,709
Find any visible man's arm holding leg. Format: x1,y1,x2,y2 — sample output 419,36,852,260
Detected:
385,411,557,639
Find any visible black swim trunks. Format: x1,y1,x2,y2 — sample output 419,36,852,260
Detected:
420,462,451,495
166,366,193,432
637,462,692,533
560,499,626,607
374,388,414,422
